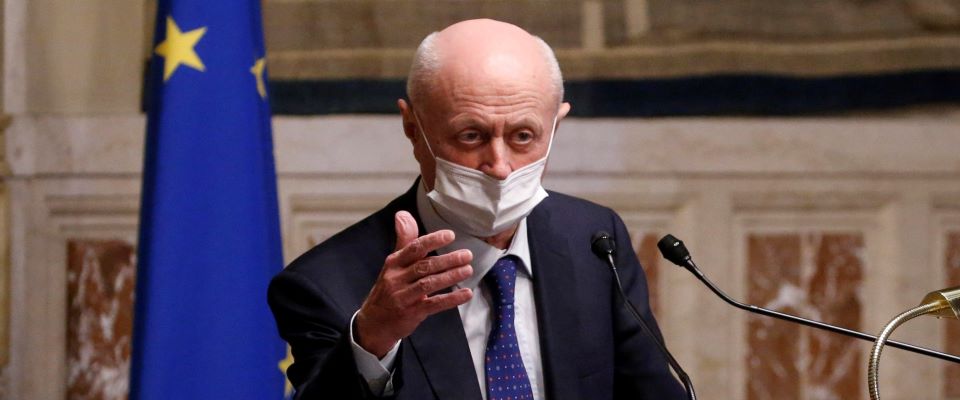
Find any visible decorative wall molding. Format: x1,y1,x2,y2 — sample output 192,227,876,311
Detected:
45,194,140,238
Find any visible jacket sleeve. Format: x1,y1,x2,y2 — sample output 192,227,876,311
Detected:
268,269,401,400
609,211,687,399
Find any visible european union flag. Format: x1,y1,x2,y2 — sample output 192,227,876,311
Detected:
131,0,287,398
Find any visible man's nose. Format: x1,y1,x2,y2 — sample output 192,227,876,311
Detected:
478,140,512,180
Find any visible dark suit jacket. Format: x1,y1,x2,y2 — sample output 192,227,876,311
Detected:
268,180,685,399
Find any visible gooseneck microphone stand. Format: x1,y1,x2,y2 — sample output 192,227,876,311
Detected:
656,234,960,365
592,232,697,400
868,287,960,400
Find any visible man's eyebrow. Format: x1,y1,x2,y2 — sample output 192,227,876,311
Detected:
505,115,544,132
447,113,544,132
448,114,488,129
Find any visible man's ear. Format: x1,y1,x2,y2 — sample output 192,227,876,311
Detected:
397,99,418,142
551,101,572,135
558,101,571,122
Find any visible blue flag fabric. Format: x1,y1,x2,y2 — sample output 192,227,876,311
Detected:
131,0,286,398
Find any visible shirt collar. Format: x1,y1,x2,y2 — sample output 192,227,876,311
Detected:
416,180,533,289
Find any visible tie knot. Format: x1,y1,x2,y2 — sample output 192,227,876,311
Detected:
484,255,519,305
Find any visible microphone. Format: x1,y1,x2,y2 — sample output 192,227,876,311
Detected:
656,234,960,364
591,231,697,400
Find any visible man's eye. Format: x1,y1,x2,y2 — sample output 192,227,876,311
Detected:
458,131,482,143
514,131,535,144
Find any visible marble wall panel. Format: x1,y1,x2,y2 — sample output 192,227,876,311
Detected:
805,234,863,400
746,234,802,400
746,233,864,400
946,232,960,398
66,240,136,400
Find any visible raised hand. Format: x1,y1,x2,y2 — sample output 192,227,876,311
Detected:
355,210,474,357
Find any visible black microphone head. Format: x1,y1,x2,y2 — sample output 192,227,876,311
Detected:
657,234,691,267
591,231,616,257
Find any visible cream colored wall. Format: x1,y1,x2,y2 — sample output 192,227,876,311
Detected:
3,0,960,399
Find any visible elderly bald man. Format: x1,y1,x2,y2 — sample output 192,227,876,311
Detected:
268,19,684,400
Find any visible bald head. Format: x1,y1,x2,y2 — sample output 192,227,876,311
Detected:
406,19,563,107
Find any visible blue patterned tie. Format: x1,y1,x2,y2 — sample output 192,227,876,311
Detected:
483,255,534,400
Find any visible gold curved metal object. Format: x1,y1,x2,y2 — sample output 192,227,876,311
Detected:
868,286,960,400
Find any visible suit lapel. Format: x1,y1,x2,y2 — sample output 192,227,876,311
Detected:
407,307,483,399
527,203,583,400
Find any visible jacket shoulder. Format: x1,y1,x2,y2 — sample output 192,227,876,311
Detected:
542,190,619,221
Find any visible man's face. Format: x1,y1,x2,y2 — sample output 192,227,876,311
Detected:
401,60,571,189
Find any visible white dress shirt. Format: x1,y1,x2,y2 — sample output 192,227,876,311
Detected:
349,182,545,400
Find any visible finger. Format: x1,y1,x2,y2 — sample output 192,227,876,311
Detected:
396,264,473,304
420,288,474,315
393,211,419,252
403,249,473,282
390,229,456,268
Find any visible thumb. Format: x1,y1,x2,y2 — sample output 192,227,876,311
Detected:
394,210,418,251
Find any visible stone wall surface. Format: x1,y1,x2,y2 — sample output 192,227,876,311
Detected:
746,234,802,400
4,0,960,399
66,240,135,400
746,233,865,400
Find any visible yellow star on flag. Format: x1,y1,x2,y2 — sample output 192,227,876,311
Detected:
154,16,207,81
251,57,267,99
279,345,294,397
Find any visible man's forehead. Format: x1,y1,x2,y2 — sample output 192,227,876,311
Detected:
424,77,554,120
423,53,556,112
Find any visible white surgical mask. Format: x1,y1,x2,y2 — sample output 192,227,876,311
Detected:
414,110,558,237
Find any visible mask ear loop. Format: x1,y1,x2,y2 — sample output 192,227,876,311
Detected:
412,109,443,194
412,110,438,159
543,110,560,158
